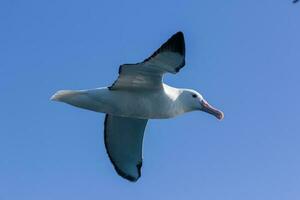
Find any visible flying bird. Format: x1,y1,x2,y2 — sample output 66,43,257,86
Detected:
51,32,224,182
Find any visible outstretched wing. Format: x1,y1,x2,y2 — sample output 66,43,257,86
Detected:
104,114,148,182
109,31,185,90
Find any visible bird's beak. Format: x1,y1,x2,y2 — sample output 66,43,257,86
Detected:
200,100,224,120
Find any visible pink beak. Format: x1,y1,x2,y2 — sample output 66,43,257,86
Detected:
201,100,224,120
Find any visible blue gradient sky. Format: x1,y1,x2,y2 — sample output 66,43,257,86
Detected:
1,0,300,199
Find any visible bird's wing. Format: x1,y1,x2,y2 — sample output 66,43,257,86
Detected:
109,31,185,90
104,114,148,182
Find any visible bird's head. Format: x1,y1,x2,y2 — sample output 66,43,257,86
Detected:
181,89,224,120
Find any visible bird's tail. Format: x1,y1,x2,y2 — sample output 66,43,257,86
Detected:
50,90,79,101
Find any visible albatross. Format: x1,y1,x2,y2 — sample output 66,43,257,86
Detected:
51,31,224,182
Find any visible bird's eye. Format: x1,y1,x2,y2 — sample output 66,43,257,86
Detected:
192,94,197,98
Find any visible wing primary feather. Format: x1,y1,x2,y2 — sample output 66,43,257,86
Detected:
143,31,185,63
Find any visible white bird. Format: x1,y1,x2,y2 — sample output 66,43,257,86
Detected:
51,32,224,182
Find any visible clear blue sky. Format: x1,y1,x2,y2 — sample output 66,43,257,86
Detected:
1,0,300,199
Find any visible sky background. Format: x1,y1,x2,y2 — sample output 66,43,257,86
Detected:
1,0,300,199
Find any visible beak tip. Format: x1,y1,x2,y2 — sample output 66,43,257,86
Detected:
217,111,224,120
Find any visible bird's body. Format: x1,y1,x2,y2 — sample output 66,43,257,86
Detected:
52,32,224,182
53,84,196,119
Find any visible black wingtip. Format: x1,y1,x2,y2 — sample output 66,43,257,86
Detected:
173,31,184,40
143,31,185,63
161,31,185,56
114,165,141,182
113,160,142,182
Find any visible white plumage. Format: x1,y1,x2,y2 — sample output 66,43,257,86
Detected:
51,32,223,182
